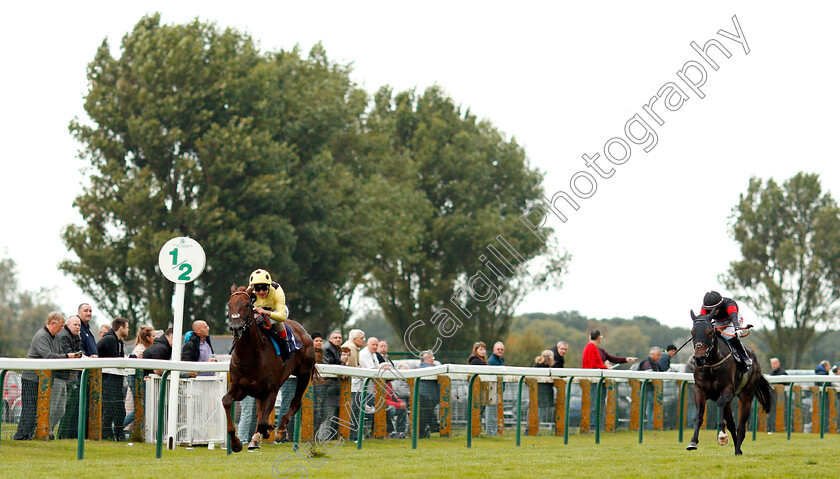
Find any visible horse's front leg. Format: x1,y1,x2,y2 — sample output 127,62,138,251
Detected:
716,388,734,446
222,388,244,453
687,388,706,451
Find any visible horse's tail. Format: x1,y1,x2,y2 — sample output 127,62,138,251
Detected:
310,363,323,385
755,374,774,413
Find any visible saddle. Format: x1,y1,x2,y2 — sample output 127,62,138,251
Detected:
256,314,301,359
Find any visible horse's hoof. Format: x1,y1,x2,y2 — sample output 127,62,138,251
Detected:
735,450,743,456
717,434,729,446
231,441,243,453
247,441,261,450
686,442,698,451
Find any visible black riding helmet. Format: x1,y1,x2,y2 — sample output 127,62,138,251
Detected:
703,291,723,308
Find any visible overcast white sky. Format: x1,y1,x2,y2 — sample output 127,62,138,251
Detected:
1,2,838,331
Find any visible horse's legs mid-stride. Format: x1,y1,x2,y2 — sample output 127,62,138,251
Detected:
277,366,313,441
734,394,752,455
255,391,279,440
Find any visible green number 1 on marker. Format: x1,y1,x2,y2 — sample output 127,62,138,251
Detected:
170,248,178,265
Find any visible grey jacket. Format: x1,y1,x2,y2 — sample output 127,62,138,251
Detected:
56,326,82,380
22,326,68,381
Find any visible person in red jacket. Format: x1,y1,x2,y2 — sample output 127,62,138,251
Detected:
582,329,608,369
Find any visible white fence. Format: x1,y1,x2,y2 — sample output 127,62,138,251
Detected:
144,374,226,445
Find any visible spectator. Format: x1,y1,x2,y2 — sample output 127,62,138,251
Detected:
767,357,786,432
488,342,505,366
582,330,608,369
377,340,395,367
815,360,831,387
357,337,381,430
535,350,554,367
468,342,488,365
391,364,412,402
314,331,341,441
359,337,380,369
657,344,677,371
770,358,787,376
14,312,82,440
131,326,155,358
96,317,129,440
322,330,343,365
341,329,364,367
182,320,217,377
123,325,154,437
639,347,663,372
383,369,407,439
597,331,637,367
77,303,98,357
312,333,324,364
142,328,173,376
815,360,830,375
56,315,84,438
638,347,662,431
417,350,440,438
550,341,568,368
485,342,505,436
340,346,351,365
99,324,110,339
534,350,556,426
341,329,365,437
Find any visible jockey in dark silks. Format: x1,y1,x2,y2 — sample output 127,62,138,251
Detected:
249,268,294,357
700,291,752,369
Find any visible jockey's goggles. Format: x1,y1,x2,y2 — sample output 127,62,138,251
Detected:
254,284,269,292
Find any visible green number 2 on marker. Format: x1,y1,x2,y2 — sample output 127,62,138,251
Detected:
170,248,192,280
178,263,192,281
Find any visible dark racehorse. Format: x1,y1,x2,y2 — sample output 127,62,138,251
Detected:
222,285,319,452
687,310,773,455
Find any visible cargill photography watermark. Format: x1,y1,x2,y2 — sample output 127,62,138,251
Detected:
403,14,750,355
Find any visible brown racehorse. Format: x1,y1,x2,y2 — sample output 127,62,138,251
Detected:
687,310,773,455
222,285,319,452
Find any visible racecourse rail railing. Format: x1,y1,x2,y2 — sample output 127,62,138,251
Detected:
0,357,837,461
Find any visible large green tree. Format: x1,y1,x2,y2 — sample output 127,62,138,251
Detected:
723,172,840,368
363,86,569,353
60,15,402,335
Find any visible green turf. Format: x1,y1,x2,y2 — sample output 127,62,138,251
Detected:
0,430,838,478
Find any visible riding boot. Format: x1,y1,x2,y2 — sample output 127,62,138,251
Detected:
270,320,293,359
729,337,752,370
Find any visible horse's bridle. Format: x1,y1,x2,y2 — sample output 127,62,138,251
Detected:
693,317,732,369
229,291,255,333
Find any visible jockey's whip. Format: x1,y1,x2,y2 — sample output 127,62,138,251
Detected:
675,336,693,354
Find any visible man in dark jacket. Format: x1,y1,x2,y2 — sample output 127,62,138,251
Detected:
550,341,567,368
182,320,216,377
657,344,677,371
56,315,83,438
96,317,128,440
143,328,173,376
639,347,662,431
14,312,82,440
322,330,343,365
418,350,440,438
77,303,98,357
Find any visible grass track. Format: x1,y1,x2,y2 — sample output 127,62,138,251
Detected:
1,430,838,478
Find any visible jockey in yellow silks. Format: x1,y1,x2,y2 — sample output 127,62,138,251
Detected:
248,269,293,354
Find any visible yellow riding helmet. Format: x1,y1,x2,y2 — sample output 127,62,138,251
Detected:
249,269,272,287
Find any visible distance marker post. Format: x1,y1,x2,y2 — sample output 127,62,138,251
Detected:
158,237,206,450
